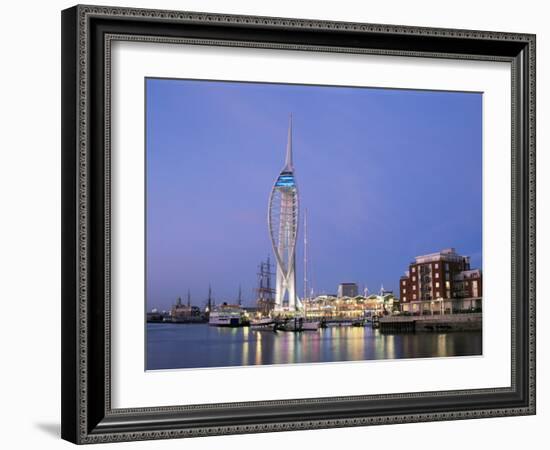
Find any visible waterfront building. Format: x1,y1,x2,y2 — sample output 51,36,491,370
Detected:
453,269,482,298
146,308,166,323
268,116,300,311
301,291,397,319
170,296,203,322
337,282,358,298
399,248,482,314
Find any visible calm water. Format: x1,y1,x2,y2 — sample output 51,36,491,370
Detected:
146,323,482,370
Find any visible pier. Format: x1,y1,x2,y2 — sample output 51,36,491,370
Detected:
378,313,482,333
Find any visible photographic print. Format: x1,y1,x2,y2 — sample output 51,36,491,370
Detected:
61,8,536,442
145,78,483,371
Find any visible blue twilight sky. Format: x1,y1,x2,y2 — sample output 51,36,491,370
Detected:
146,78,482,310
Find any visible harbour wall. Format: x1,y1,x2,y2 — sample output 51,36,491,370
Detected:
379,313,482,333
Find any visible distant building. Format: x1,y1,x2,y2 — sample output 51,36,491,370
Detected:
379,284,393,296
399,248,482,314
337,282,358,298
170,296,203,322
302,292,397,318
146,309,166,323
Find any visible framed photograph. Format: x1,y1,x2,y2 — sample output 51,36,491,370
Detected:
61,4,536,444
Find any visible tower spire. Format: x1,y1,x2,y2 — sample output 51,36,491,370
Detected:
269,116,300,312
284,114,293,170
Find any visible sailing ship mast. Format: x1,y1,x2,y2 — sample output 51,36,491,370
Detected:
303,209,308,317
207,284,212,311
304,208,308,303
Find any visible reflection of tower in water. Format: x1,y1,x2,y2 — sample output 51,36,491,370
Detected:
268,116,300,311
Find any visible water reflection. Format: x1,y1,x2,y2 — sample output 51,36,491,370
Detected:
147,323,482,370
254,331,262,366
437,333,448,356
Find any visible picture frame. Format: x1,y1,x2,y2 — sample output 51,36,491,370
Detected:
61,4,536,444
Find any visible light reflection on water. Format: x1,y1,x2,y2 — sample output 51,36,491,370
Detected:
146,323,482,370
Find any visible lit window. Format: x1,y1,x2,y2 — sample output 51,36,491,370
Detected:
435,263,439,269
435,273,439,278
445,281,451,289
402,281,406,285
436,292,440,297
403,296,407,302
413,285,416,291
403,289,407,294
412,267,416,272
413,294,416,300
435,282,440,288
412,276,416,281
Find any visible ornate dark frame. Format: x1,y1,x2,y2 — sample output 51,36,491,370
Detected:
61,4,536,444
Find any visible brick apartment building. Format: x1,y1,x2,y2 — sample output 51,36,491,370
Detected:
399,248,482,314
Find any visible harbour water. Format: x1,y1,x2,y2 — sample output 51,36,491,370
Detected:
146,323,482,370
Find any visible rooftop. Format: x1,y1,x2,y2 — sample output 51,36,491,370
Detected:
414,248,470,264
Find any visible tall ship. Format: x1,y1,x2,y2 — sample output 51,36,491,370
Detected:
251,257,278,331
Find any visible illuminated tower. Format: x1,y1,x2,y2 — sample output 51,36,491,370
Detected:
268,116,301,311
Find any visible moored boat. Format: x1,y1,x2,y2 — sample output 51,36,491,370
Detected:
250,317,277,331
208,304,247,327
277,317,303,332
276,316,320,331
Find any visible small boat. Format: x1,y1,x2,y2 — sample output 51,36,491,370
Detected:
277,317,302,332
277,317,320,332
250,317,277,331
